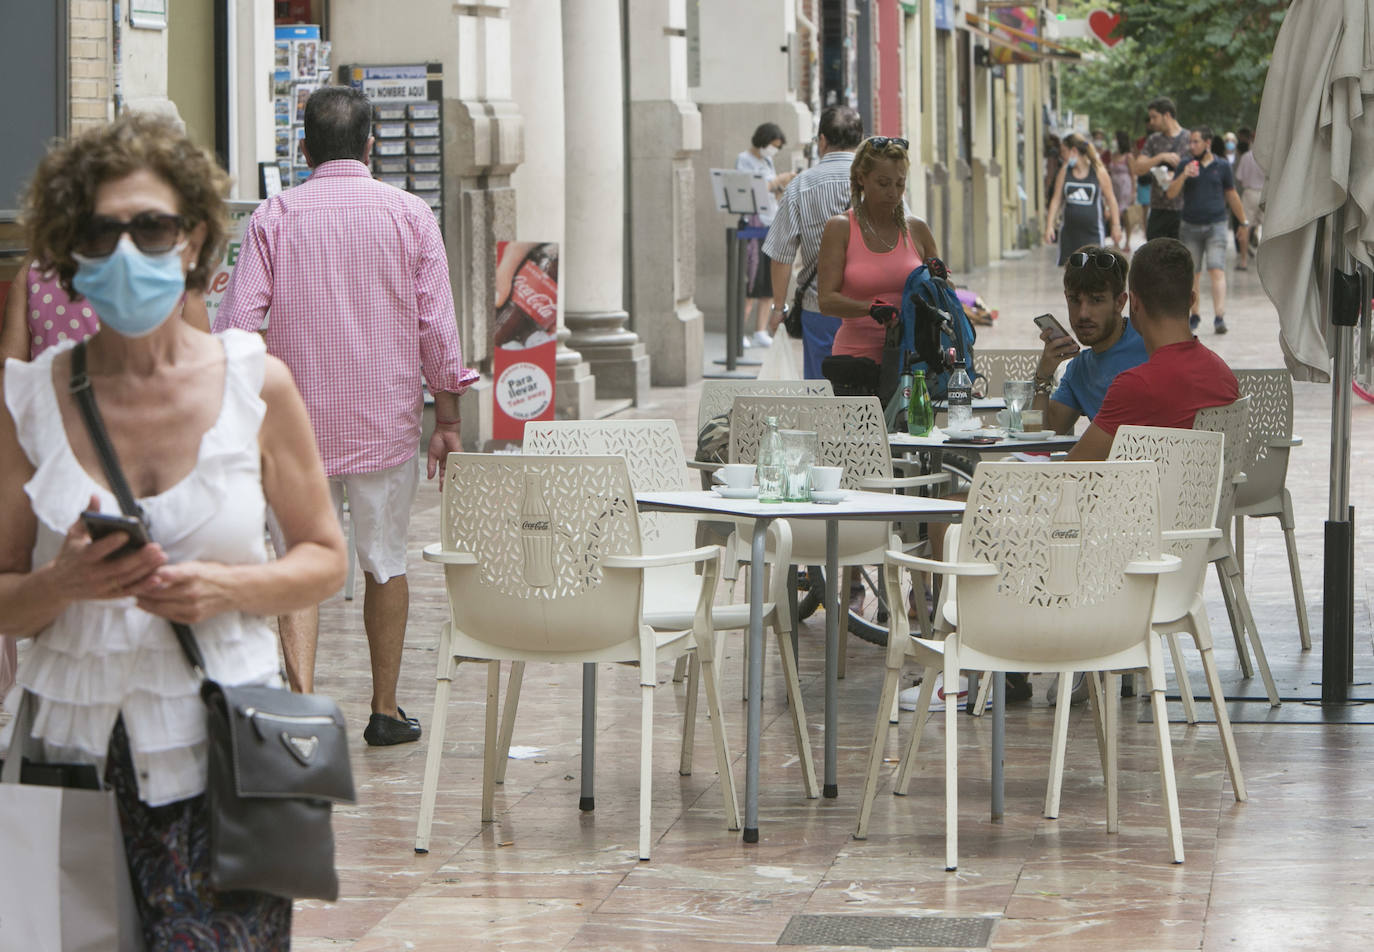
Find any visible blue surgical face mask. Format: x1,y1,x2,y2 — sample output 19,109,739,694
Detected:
1066,155,1078,168
72,235,187,338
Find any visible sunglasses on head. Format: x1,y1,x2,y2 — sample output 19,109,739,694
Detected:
76,212,185,258
1068,250,1119,271
868,136,909,151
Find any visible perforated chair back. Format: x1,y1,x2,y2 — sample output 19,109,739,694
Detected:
1110,426,1225,621
439,454,643,654
954,461,1163,668
1233,370,1294,507
975,348,1045,398
728,395,892,488
696,379,833,435
1192,396,1251,525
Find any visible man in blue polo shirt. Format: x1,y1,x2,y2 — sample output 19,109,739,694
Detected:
1165,125,1250,334
1031,245,1148,433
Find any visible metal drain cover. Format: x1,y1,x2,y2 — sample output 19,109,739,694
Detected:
776,914,996,948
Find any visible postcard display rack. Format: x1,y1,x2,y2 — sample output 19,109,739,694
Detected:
273,24,331,187
341,63,445,223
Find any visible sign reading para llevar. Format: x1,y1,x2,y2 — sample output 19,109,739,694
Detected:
492,241,559,441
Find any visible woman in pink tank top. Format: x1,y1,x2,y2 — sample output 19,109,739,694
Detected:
817,136,939,366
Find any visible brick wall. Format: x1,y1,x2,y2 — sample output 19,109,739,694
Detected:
69,0,112,132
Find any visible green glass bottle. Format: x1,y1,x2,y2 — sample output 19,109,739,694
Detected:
908,369,935,436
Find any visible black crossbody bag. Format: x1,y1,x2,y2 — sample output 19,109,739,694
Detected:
69,341,356,901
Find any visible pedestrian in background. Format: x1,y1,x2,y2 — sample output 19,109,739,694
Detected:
1164,125,1249,334
216,86,478,746
736,121,795,350
1044,133,1122,264
1233,139,1265,271
763,104,864,379
1133,96,1191,240
1109,130,1141,247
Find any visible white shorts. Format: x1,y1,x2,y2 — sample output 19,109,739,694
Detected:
269,457,420,584
1241,188,1263,227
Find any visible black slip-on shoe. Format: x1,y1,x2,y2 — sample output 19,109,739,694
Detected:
364,706,422,746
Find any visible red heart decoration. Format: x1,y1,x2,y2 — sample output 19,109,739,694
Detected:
1088,9,1123,47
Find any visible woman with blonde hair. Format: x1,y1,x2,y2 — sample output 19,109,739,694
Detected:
816,136,938,383
1045,132,1123,264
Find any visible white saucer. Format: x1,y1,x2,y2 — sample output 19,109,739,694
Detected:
809,489,849,504
714,486,759,499
1010,429,1051,441
941,428,986,440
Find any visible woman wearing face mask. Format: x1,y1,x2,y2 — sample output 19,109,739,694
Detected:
0,112,345,948
736,122,796,348
1044,132,1123,265
0,231,211,705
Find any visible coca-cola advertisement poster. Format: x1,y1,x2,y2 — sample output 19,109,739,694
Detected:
492,241,559,441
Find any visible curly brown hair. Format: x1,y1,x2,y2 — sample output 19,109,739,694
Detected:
20,112,230,295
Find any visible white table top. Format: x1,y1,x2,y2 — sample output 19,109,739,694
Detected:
636,489,965,520
889,429,1078,454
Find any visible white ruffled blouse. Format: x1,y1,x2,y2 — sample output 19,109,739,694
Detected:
2,329,282,806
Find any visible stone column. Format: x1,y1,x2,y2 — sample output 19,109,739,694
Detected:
626,0,703,387
509,0,595,420
561,0,650,405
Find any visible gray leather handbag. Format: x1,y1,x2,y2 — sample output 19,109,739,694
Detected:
70,342,356,901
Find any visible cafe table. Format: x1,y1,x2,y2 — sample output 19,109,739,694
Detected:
890,428,1079,455
635,488,965,843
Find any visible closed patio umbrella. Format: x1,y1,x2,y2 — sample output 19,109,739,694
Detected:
1254,0,1373,702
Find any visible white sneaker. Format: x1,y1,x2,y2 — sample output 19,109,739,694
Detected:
899,674,983,712
752,330,774,348
740,335,753,349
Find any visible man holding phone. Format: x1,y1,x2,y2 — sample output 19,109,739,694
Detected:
1031,245,1147,433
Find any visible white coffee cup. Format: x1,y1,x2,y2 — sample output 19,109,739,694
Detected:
810,465,843,493
719,463,756,489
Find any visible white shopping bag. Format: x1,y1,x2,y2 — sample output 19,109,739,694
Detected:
756,333,802,380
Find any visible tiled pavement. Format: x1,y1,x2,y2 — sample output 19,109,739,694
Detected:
81,243,1374,950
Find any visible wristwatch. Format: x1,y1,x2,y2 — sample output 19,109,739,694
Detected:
770,303,787,314
1033,375,1054,396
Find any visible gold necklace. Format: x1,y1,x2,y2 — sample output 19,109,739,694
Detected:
858,204,898,252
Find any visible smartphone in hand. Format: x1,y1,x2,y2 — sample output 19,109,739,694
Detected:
81,511,149,559
1033,313,1071,340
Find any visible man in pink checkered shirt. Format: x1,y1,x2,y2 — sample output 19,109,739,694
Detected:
216,86,478,746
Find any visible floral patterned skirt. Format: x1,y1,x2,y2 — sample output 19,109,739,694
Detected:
106,719,292,951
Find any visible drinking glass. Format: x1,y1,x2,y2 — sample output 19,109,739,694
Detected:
779,429,817,502
1003,380,1035,432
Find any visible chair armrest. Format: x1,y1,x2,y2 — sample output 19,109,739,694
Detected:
858,473,951,492
1162,527,1222,542
686,459,725,472
421,542,477,565
885,548,999,577
604,546,720,569
1124,554,1182,575
1267,436,1301,448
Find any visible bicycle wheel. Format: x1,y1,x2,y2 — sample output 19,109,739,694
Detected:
810,564,920,647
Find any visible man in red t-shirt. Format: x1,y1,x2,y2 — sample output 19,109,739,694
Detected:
1068,237,1239,461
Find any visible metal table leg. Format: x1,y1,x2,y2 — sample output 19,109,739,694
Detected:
744,517,770,841
824,520,840,798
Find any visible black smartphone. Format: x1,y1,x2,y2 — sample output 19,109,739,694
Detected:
1033,313,1071,340
81,511,149,558
944,436,1001,446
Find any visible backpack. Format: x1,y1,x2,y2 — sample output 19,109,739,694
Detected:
880,260,977,406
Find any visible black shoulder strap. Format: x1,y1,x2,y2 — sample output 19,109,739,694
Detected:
68,342,207,678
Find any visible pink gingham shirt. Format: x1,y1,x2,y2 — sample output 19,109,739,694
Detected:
215,160,478,476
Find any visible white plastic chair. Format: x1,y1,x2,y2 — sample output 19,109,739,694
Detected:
855,461,1184,869
1193,399,1281,707
972,348,1045,398
523,419,817,798
1233,369,1311,650
727,395,950,662
413,454,740,861
1103,426,1246,798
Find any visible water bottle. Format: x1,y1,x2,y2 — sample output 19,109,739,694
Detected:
885,350,915,432
946,359,973,430
757,415,784,502
908,368,935,436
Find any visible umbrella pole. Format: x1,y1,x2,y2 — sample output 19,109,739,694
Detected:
1321,211,1360,705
